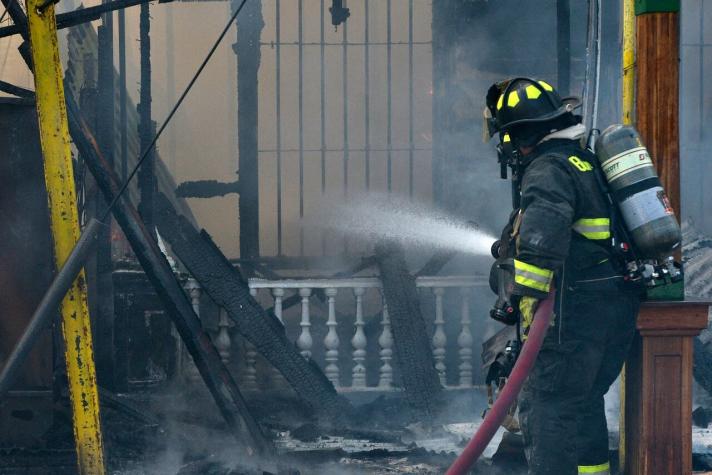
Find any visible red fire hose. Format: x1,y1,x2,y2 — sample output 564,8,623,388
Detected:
445,289,556,475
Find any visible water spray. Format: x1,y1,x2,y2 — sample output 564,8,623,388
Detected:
308,193,497,256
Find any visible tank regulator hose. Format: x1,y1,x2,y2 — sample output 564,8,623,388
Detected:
445,288,556,475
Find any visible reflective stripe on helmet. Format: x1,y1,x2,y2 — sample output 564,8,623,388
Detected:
538,80,554,91
497,94,504,110
578,462,610,474
507,90,520,108
573,218,611,240
514,259,553,292
525,84,542,99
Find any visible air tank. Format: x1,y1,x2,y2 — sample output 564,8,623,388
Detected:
595,124,681,259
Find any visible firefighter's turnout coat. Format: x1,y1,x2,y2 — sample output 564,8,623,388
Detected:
507,136,641,475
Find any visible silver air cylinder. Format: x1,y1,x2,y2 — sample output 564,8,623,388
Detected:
595,124,681,259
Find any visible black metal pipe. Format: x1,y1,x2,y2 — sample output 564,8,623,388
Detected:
298,0,304,255
408,0,414,197
319,0,326,254
0,218,104,397
0,80,34,98
364,0,370,190
0,0,152,38
276,0,283,256
118,8,128,181
386,0,392,192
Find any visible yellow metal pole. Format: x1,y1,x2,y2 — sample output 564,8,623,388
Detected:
622,0,636,126
26,0,105,473
619,1,635,473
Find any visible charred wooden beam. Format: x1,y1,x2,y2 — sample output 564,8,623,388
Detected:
137,0,155,231
0,4,275,456
234,0,262,259
64,97,272,456
153,192,353,424
375,241,443,420
175,179,241,198
94,16,117,390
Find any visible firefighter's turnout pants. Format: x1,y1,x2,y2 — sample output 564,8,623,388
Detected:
519,261,640,475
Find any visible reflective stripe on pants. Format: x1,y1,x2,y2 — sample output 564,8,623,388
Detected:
578,462,610,474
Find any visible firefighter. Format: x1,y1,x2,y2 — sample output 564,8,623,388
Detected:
485,78,642,475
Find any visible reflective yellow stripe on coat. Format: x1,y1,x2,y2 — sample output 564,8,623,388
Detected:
514,259,553,293
573,218,611,240
578,462,610,474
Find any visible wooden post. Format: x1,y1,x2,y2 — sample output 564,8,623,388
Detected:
624,302,709,475
635,0,680,217
623,3,708,474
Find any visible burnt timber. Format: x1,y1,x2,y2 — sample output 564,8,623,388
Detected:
375,241,443,421
154,192,353,424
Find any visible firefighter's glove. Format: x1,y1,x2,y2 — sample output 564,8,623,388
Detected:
519,296,539,341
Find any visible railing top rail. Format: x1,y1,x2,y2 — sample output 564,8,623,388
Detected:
247,275,488,290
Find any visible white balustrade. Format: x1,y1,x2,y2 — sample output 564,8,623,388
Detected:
378,300,394,388
272,287,285,325
432,287,448,386
246,275,488,392
297,288,313,358
351,287,367,388
458,288,474,387
323,288,340,387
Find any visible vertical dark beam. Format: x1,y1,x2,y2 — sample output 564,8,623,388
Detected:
275,0,282,256
320,0,326,254
364,0,370,190
96,6,116,389
165,6,176,170
556,0,570,94
342,19,348,197
431,0,448,206
341,12,348,253
118,9,127,181
298,0,304,255
234,0,263,260
407,0,414,197
386,0,392,192
138,0,154,232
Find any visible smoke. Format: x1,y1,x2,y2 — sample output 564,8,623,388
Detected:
304,192,497,257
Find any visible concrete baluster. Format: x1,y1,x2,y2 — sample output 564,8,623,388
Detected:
297,287,313,358
457,287,473,387
351,287,367,388
323,288,340,387
378,299,394,388
432,287,447,386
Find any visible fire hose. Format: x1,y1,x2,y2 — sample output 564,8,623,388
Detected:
445,288,556,475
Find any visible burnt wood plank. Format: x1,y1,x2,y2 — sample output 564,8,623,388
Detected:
154,192,353,424
375,241,443,421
